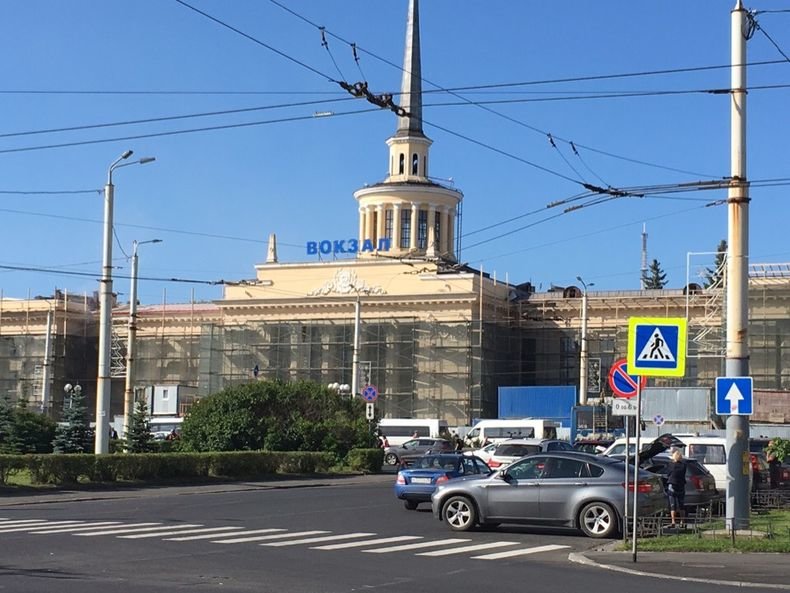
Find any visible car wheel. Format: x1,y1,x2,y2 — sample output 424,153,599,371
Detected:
385,453,399,465
578,501,618,538
442,496,477,531
404,500,419,510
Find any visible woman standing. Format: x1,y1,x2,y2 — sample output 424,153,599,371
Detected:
665,448,688,528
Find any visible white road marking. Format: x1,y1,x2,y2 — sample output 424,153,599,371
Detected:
416,541,520,557
212,530,329,544
74,523,174,536
471,544,570,560
120,526,240,539
164,528,285,542
262,532,375,547
312,536,423,550
0,521,85,533
34,522,123,534
363,538,471,553
0,520,48,526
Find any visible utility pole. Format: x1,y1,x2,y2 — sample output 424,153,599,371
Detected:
40,307,53,413
725,0,751,528
577,276,593,405
351,291,362,398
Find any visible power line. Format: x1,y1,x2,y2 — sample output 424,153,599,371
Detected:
0,89,345,96
0,189,100,195
174,0,338,83
0,263,225,285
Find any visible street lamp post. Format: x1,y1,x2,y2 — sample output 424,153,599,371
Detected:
96,150,155,455
577,276,594,405
123,239,162,439
64,382,82,408
327,382,351,397
351,292,362,399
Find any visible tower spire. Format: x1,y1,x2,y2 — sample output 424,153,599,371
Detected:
396,0,424,137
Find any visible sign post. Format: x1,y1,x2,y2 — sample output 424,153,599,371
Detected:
626,317,687,563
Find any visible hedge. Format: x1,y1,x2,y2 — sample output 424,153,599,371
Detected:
0,449,377,486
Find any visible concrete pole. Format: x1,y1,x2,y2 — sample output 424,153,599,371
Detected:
40,308,53,413
123,241,140,437
725,0,751,528
579,290,589,405
351,292,361,397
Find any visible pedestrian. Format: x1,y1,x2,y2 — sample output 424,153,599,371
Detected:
766,440,781,489
665,448,688,529
452,432,464,452
411,431,418,439
378,433,389,449
109,428,118,440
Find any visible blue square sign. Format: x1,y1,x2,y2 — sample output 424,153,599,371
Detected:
715,377,753,416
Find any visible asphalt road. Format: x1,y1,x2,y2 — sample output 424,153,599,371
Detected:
0,478,780,593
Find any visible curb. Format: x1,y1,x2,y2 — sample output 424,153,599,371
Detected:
568,550,790,590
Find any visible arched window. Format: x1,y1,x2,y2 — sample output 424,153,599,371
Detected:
412,153,419,174
399,154,405,174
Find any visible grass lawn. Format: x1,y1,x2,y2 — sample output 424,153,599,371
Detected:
622,511,790,553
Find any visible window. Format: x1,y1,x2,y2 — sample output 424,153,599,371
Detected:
462,458,480,474
371,211,378,242
587,464,604,478
412,153,419,174
542,458,586,479
384,208,393,239
161,389,169,400
381,425,430,437
688,444,726,465
434,214,441,249
506,456,548,480
547,441,573,451
400,209,411,248
399,153,405,174
417,209,428,249
487,427,535,439
496,444,540,457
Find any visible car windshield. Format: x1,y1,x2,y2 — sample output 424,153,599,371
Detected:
496,444,541,457
415,456,458,471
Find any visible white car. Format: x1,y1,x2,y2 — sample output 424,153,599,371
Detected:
465,442,497,464
486,438,575,470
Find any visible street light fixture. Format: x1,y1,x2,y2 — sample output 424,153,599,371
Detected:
327,383,351,396
576,276,594,406
123,238,163,439
64,383,82,408
96,150,155,455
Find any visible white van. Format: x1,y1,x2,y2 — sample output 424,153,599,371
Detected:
603,434,730,491
377,418,449,446
464,419,560,448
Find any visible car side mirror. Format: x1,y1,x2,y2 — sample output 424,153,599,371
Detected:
498,469,512,482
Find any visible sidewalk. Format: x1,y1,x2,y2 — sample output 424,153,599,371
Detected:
571,546,790,589
0,473,394,507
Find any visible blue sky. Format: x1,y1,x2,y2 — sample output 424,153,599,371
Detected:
1,1,788,304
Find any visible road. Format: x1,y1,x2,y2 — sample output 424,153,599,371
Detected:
0,477,777,592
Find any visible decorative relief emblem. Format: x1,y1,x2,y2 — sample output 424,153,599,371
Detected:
308,269,386,296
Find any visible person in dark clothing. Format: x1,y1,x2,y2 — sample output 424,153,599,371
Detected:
766,441,781,489
665,448,688,528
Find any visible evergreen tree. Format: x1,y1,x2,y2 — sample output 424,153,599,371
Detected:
125,399,155,453
704,239,727,288
52,387,93,453
642,258,668,289
0,395,19,453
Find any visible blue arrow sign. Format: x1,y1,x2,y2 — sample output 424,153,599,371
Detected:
715,377,753,415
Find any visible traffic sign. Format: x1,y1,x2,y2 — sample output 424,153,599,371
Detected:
361,385,378,402
715,377,753,415
653,414,665,426
611,398,637,416
608,358,647,399
365,402,375,420
627,317,687,377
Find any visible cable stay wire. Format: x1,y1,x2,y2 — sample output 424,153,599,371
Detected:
113,228,130,259
0,189,101,195
0,263,226,286
319,26,348,81
547,133,588,183
750,14,790,63
570,142,609,187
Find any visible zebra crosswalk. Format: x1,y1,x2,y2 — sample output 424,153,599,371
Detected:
0,517,570,562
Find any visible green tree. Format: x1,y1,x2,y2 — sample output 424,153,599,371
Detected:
52,387,93,453
179,380,371,458
642,258,668,289
704,239,727,288
13,407,56,453
0,395,20,453
125,399,155,453
766,438,790,463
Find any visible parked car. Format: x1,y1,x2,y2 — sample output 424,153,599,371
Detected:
573,439,613,454
750,438,790,489
641,455,721,512
486,438,575,470
750,452,771,491
465,442,497,464
384,438,453,466
431,451,666,538
394,453,492,510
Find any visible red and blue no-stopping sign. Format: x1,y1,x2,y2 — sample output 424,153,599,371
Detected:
608,358,647,399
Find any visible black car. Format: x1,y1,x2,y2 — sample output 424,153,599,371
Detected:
642,455,721,512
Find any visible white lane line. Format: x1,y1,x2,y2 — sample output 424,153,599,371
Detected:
212,530,329,544
0,520,48,526
0,521,86,534
363,538,471,553
120,527,239,539
471,544,570,560
416,541,521,557
262,532,375,547
165,528,284,542
34,522,123,534
313,536,423,550
74,523,174,536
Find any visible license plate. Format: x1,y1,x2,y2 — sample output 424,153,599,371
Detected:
411,477,432,484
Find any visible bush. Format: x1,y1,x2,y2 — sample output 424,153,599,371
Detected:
345,448,384,473
0,454,28,484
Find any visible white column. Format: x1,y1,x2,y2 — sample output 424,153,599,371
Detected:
447,208,456,259
365,206,374,244
427,205,437,257
410,203,418,251
376,204,385,245
358,207,365,247
440,207,450,255
392,203,401,249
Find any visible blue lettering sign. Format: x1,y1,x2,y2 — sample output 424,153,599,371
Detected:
347,239,358,253
306,241,317,255
333,240,347,253
319,240,332,255
377,238,392,251
361,239,374,252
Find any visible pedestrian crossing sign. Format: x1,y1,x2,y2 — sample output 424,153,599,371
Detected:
626,317,687,377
